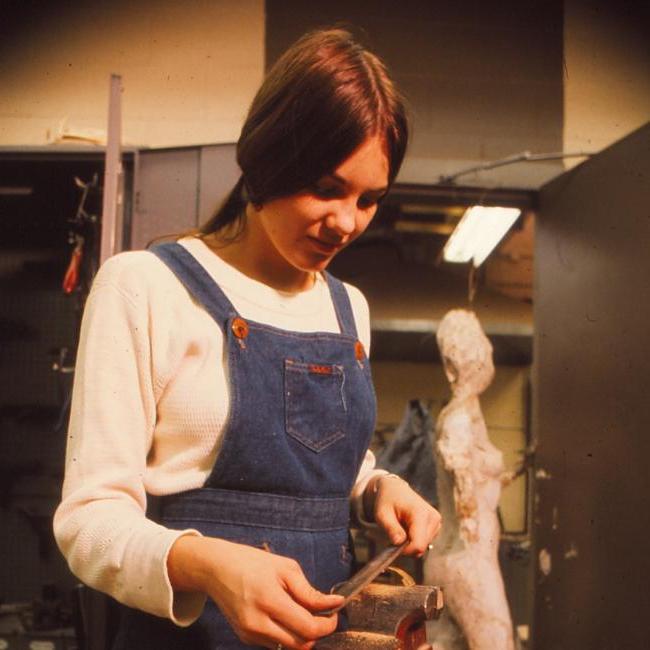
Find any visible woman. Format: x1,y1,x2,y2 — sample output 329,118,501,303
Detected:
54,28,441,649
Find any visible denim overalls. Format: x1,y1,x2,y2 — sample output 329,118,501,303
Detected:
111,242,376,649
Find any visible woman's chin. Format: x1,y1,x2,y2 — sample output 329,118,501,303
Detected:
293,252,336,274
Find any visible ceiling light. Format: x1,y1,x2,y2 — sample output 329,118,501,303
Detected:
443,206,521,267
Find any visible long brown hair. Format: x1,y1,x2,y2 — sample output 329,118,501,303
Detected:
199,28,408,238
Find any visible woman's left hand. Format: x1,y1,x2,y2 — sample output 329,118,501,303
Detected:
364,474,442,557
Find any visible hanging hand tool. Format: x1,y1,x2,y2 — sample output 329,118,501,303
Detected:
62,235,84,295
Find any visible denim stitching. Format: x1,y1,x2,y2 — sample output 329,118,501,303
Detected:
247,321,357,343
162,517,348,532
338,366,347,412
284,360,347,453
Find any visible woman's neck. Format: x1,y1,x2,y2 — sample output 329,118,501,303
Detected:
202,230,315,293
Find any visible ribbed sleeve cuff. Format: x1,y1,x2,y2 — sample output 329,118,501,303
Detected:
160,529,207,626
349,468,388,528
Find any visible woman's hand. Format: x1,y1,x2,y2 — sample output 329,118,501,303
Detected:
168,535,344,649
364,474,442,557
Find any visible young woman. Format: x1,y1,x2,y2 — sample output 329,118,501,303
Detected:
54,28,441,649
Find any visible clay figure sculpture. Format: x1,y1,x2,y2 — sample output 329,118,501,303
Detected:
424,309,515,650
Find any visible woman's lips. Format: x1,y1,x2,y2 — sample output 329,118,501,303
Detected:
308,236,343,255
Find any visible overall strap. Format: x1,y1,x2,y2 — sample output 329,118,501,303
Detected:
323,272,358,338
150,242,238,328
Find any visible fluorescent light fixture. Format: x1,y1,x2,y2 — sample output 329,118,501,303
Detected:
443,206,521,267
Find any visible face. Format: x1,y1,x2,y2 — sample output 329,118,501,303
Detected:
250,135,390,281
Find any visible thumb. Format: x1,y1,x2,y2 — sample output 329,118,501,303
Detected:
284,571,344,613
376,504,408,545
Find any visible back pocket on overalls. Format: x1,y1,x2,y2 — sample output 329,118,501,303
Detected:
284,359,346,452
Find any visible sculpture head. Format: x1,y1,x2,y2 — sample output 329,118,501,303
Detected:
436,309,495,397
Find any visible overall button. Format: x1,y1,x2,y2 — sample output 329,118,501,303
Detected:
231,317,249,339
355,340,365,360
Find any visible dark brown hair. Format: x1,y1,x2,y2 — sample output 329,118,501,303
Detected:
199,28,408,237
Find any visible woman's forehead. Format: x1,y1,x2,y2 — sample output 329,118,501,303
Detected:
331,135,389,189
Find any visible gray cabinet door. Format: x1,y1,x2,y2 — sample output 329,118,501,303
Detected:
533,123,650,649
198,144,241,225
131,144,238,250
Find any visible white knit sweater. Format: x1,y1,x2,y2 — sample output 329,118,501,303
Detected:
53,237,381,626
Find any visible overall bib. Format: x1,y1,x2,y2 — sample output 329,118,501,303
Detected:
111,242,376,649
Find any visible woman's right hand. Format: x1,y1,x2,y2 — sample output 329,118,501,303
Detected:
167,535,344,649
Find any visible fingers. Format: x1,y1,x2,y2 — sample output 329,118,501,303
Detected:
283,568,345,613
253,559,339,647
226,579,338,650
402,506,442,556
373,477,443,556
232,612,319,650
205,541,339,649
374,499,408,546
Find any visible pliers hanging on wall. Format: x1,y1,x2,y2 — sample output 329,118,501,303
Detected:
62,234,84,294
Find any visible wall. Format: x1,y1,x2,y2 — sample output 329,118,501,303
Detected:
4,1,647,172
534,124,650,648
563,0,650,166
265,0,564,185
0,0,264,147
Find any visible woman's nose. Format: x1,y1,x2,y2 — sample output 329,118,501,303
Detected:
326,202,357,236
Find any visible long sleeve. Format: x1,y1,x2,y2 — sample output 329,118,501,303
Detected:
53,255,206,624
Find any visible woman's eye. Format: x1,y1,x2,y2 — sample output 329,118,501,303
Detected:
358,194,384,210
312,185,339,199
